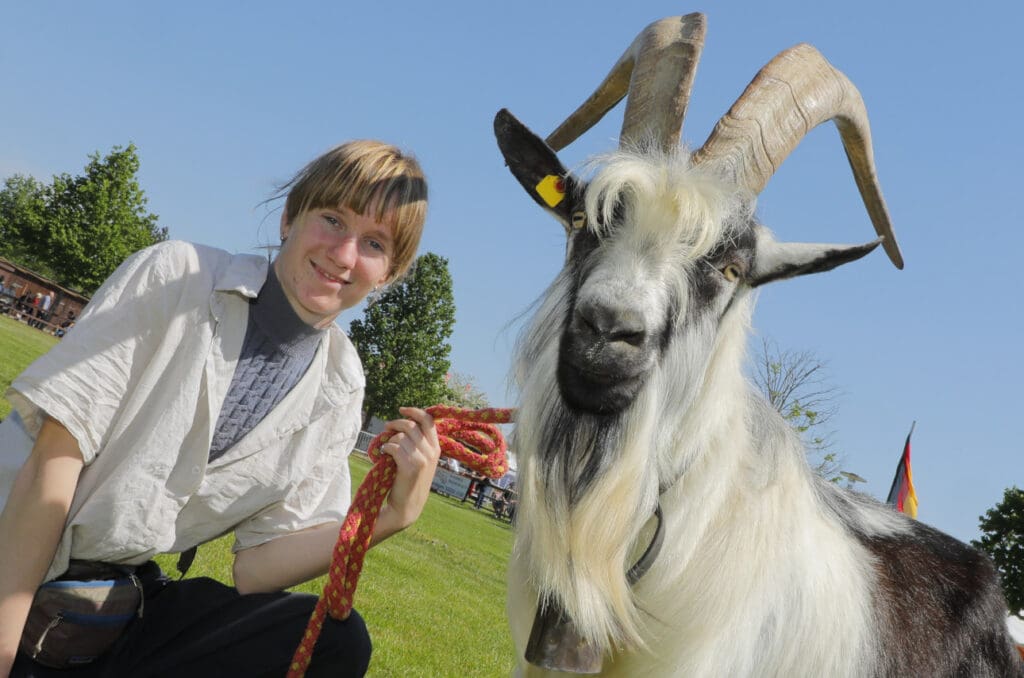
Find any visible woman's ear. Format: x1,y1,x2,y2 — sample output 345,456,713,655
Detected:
279,210,291,242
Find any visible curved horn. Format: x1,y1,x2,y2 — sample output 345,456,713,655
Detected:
693,44,903,268
545,13,707,153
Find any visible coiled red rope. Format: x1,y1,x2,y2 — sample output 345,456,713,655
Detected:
287,406,514,677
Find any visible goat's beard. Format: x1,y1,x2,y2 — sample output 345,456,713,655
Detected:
513,328,663,649
537,395,624,505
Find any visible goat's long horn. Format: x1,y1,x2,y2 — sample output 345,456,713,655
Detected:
693,44,903,268
545,13,707,153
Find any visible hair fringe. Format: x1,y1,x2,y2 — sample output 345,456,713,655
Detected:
580,147,752,259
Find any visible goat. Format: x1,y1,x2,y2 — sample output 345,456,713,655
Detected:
494,13,1023,677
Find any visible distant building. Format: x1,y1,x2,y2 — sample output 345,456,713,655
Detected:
0,257,90,332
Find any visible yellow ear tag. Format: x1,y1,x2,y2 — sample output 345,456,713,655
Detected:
535,175,566,208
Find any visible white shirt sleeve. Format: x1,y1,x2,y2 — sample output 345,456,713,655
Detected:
6,242,193,463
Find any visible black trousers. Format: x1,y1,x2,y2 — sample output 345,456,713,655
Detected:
12,562,371,678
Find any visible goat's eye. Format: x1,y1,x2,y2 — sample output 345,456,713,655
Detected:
722,263,743,282
571,211,587,230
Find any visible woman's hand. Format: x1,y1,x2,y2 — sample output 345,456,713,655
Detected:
370,406,441,546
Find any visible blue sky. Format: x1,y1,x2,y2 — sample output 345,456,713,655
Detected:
2,1,1021,544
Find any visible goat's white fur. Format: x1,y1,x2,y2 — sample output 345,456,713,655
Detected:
508,150,914,676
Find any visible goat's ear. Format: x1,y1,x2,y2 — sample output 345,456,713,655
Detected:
749,228,884,288
494,108,579,230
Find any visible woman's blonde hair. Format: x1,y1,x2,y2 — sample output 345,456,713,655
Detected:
277,140,427,281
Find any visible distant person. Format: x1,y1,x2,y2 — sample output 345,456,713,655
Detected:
27,291,41,327
0,140,436,677
491,488,507,519
19,292,39,323
36,291,53,329
54,311,76,338
26,292,43,329
473,475,491,510
14,293,31,321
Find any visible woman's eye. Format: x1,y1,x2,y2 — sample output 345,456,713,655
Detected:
323,214,341,228
367,239,385,253
722,263,743,282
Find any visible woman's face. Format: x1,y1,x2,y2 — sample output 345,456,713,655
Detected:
274,205,393,328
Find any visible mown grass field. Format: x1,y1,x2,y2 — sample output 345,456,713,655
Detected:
1,317,516,677
0,315,58,420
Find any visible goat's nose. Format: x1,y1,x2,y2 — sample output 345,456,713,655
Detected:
576,299,646,346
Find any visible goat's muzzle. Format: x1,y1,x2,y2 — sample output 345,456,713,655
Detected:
558,298,654,414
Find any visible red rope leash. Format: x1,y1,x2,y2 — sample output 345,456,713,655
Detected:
287,406,515,677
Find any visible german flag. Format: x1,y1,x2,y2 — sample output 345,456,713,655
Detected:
886,422,918,519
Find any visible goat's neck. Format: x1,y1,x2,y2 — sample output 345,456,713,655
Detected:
654,316,753,491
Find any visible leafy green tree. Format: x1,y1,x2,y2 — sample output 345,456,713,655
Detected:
972,487,1024,615
440,371,489,410
0,174,52,276
750,337,849,483
349,252,456,428
0,144,166,293
44,144,167,293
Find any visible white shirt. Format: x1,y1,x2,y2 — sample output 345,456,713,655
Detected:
0,241,365,582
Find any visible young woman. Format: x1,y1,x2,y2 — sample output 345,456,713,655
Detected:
0,140,438,677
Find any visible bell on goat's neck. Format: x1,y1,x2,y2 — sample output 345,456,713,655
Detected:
523,504,663,672
524,600,604,674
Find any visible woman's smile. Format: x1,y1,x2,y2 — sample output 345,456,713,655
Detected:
311,259,348,285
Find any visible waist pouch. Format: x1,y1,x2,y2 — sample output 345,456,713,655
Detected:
20,560,143,669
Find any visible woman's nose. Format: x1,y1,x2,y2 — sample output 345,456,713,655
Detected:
327,234,359,268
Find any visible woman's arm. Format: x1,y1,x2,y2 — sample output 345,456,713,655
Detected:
232,407,440,595
0,418,84,677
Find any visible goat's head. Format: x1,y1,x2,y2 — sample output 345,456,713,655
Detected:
497,13,901,421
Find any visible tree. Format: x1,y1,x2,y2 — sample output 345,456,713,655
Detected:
972,487,1024,615
749,337,847,482
45,144,167,293
440,371,490,410
0,144,167,294
0,174,52,276
349,252,456,428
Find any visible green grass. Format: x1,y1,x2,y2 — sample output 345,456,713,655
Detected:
2,319,516,677
154,456,516,677
0,315,59,420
